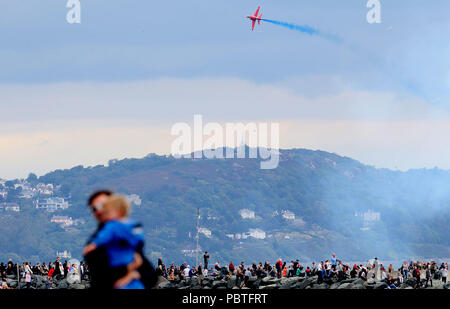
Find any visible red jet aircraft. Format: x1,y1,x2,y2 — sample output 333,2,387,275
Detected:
246,6,262,31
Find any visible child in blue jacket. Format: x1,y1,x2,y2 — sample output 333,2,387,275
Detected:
83,195,145,289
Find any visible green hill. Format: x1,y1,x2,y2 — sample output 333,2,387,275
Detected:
1,147,449,265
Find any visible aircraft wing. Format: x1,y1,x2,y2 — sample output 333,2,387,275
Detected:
254,6,260,17
252,20,256,31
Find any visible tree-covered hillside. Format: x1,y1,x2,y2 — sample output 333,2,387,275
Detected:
1,148,449,264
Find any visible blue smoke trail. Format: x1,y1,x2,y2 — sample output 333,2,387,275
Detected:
262,19,342,43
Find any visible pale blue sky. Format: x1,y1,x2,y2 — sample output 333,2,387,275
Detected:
0,1,449,178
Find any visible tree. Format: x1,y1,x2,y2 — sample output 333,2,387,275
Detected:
27,173,38,183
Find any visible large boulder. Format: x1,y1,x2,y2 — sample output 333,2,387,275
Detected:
280,277,303,289
374,282,388,289
245,277,260,289
227,276,237,289
405,278,416,287
212,279,227,289
329,282,340,289
259,284,279,290
311,283,329,289
189,276,200,287
202,278,213,288
293,276,316,289
444,282,450,290
260,277,281,286
6,278,17,288
56,279,69,289
337,283,351,289
366,278,376,285
353,278,366,285
157,281,175,289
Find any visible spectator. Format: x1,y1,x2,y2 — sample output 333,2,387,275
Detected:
425,265,432,287
203,252,210,270
331,254,337,271
441,266,448,284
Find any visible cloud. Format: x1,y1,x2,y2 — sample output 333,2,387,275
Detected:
0,78,444,124
1,78,450,179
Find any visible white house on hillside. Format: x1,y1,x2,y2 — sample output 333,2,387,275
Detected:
36,197,69,212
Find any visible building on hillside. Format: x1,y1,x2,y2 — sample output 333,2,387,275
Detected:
0,202,20,212
36,183,54,195
0,191,8,199
56,250,72,259
126,194,142,206
181,247,202,258
239,208,255,219
19,188,35,199
198,227,212,238
281,210,295,220
51,215,73,226
248,228,266,239
355,209,381,231
36,197,69,212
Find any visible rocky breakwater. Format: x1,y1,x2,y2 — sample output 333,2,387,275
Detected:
4,274,89,289
157,275,450,290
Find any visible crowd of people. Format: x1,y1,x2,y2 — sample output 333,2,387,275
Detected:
0,257,89,289
153,252,449,289
1,253,448,289
1,189,448,290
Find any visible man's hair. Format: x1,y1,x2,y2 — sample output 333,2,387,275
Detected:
87,189,113,206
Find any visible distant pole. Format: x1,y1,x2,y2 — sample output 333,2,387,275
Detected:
195,208,200,267
17,264,20,289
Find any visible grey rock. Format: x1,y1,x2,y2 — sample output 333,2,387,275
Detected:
202,278,213,288
259,284,279,289
280,277,303,289
189,277,199,287
212,280,227,289
444,282,450,290
293,276,315,289
158,281,175,289
57,280,69,289
246,278,261,289
353,278,366,285
330,283,340,289
311,283,329,289
337,283,351,289
261,277,281,285
227,276,237,289
374,282,387,289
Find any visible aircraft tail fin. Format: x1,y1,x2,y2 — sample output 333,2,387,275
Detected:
258,14,262,24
